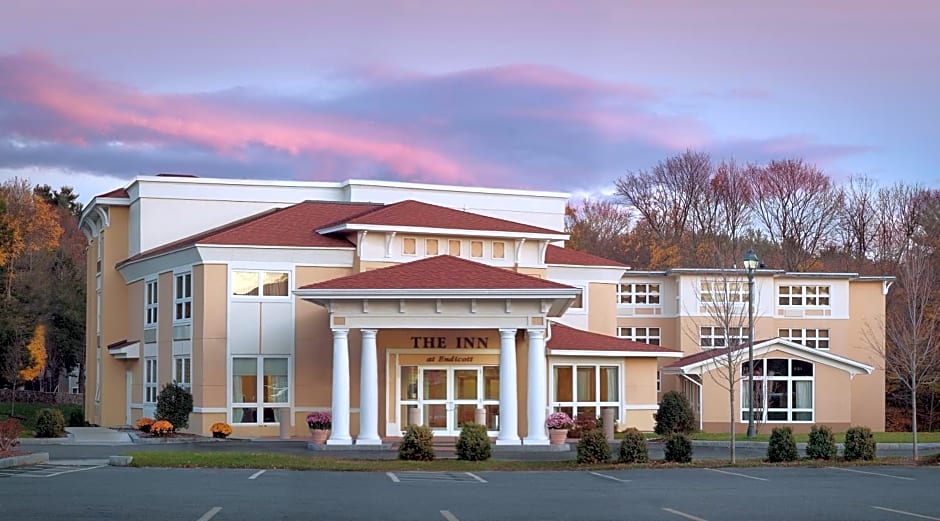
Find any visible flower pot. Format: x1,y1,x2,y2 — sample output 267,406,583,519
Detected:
549,429,568,445
309,428,330,445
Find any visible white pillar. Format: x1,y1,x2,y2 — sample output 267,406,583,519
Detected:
357,329,381,445
327,328,352,445
496,328,520,445
524,328,549,445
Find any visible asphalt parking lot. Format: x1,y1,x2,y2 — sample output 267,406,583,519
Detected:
1,463,939,520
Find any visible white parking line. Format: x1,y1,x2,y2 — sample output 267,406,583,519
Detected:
386,472,400,483
248,470,266,480
827,466,915,481
704,468,768,481
465,472,487,483
662,507,708,521
196,506,222,521
440,510,461,521
872,506,940,520
588,471,630,483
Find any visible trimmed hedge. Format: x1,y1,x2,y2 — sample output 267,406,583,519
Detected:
577,428,612,464
767,426,799,462
456,423,491,461
399,424,435,461
618,428,649,463
844,426,876,461
34,408,66,438
654,391,695,435
664,433,693,463
806,424,837,460
155,383,193,430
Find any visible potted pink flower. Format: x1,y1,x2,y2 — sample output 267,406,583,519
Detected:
306,412,332,444
546,411,574,445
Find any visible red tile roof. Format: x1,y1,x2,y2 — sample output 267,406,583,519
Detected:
331,200,564,235
118,201,381,267
107,339,138,350
97,187,129,199
299,255,574,290
665,339,776,368
544,245,627,267
547,322,680,353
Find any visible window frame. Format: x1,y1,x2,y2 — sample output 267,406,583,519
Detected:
448,239,461,256
616,326,661,346
402,237,417,256
550,361,622,423
700,280,747,304
699,325,749,349
425,238,439,256
231,356,291,425
777,285,831,308
144,357,158,404
173,355,192,390
174,272,193,322
144,279,158,328
618,282,661,305
779,328,830,350
492,241,506,259
231,270,291,299
741,358,814,423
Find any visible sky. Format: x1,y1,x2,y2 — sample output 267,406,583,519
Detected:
0,0,938,204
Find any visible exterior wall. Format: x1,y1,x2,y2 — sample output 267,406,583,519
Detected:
623,358,659,431
192,264,228,428
587,282,617,336
847,281,888,431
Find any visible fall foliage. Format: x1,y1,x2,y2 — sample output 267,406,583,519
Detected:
19,324,47,381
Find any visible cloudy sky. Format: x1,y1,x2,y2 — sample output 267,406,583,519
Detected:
1,0,937,204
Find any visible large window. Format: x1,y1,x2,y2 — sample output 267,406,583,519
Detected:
778,285,830,307
174,356,191,390
552,363,620,422
617,326,661,346
232,270,289,297
232,357,289,424
144,279,158,328
741,358,814,422
700,326,748,348
174,272,192,321
779,328,830,350
618,283,660,305
700,280,747,304
144,357,157,403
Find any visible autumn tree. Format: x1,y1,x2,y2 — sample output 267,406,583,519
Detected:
565,199,633,262
0,178,63,299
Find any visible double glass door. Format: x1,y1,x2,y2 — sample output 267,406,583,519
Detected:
400,366,499,435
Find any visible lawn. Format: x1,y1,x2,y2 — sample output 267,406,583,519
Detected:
689,431,940,443
0,402,83,437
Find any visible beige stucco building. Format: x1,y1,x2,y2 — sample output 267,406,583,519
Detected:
79,175,890,441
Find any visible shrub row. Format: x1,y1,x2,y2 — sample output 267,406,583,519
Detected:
768,425,876,462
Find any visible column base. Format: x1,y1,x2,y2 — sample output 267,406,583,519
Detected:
495,438,522,446
326,437,353,446
522,437,550,446
355,437,383,445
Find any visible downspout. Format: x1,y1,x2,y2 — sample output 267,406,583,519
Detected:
680,373,704,431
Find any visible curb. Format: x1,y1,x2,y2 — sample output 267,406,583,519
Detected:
0,452,49,469
16,435,74,445
109,455,134,466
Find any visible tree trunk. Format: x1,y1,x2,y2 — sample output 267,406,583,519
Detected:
912,385,918,462
730,394,736,464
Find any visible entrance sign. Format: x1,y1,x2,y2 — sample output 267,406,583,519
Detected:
410,336,490,349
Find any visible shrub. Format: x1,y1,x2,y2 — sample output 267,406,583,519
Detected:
398,424,435,461
618,428,649,464
654,391,695,435
664,433,693,463
150,420,174,436
767,426,799,462
571,413,598,438
844,426,876,461
155,383,193,430
305,412,332,430
576,428,612,464
545,411,574,430
806,424,837,460
67,409,86,428
456,423,491,461
135,417,155,432
34,408,66,438
211,422,232,439
0,418,24,452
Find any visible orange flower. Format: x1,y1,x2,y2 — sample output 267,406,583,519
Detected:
151,420,174,436
210,422,232,438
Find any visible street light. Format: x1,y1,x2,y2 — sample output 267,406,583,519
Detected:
743,249,759,438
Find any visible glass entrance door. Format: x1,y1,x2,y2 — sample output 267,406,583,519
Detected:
399,366,499,435
421,368,448,430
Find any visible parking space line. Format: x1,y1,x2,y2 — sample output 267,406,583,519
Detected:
248,470,266,480
44,465,107,477
196,506,222,521
588,471,630,483
465,472,487,483
704,468,768,481
662,507,707,521
872,506,940,520
827,467,915,481
440,510,461,521
386,472,400,483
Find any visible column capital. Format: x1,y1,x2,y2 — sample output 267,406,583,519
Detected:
526,328,546,340
360,329,378,339
331,328,349,338
498,328,517,338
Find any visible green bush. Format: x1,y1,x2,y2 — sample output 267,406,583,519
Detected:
617,428,649,463
67,409,86,428
399,424,435,461
34,408,66,438
654,391,695,435
155,383,193,430
844,426,876,461
767,426,799,462
806,424,837,460
455,423,491,461
664,433,693,463
576,428,612,464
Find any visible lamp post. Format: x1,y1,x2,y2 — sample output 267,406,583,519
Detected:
743,249,759,438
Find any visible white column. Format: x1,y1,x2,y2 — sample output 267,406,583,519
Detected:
524,328,549,445
496,328,520,445
327,328,352,445
357,329,381,445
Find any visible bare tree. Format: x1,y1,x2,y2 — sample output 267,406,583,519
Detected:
838,175,879,265
871,183,929,266
711,159,755,265
564,198,634,262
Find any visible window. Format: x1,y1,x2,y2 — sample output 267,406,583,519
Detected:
617,326,661,345
144,357,157,403
552,364,620,422
144,279,158,328
779,328,830,349
492,241,506,259
174,356,191,390
470,240,484,258
700,326,748,348
448,239,461,256
700,280,747,304
656,370,661,393
174,272,192,321
778,285,830,307
569,286,585,310
426,239,439,256
402,237,417,256
96,235,103,274
741,358,814,422
618,283,661,305
232,357,290,424
232,271,289,297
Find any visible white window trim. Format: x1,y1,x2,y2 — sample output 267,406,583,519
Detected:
777,284,832,308
492,241,506,260
700,326,749,349
566,284,588,312
779,328,830,350
700,280,747,304
425,238,440,256
618,282,662,306
173,271,193,323
144,278,158,328
230,270,292,300
144,357,158,404
469,240,485,259
740,358,814,423
173,355,192,390
230,356,292,425
549,360,622,422
401,237,418,257
617,326,661,346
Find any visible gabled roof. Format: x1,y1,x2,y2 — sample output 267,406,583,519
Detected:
663,338,874,375
298,255,574,291
118,201,381,268
544,245,627,268
546,322,682,357
97,187,129,199
317,199,566,237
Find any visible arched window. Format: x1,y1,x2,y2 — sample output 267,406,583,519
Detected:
741,358,814,422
